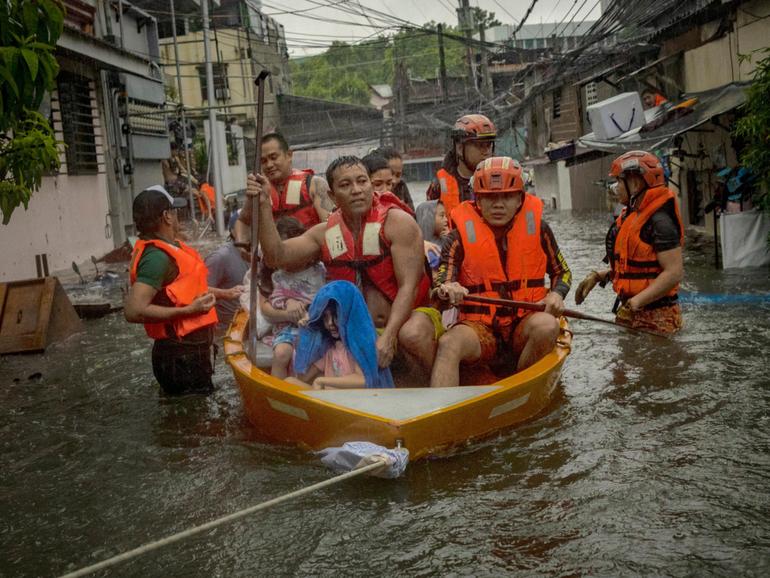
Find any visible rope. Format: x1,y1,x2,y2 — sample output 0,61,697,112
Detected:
58,460,387,578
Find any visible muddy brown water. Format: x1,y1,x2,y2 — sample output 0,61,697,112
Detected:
2,210,769,577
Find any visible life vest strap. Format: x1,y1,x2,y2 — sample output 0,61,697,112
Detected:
617,271,659,280
459,304,515,317
463,278,546,295
328,254,388,270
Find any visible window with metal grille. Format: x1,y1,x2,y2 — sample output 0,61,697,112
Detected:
57,71,98,175
552,89,562,119
585,81,598,107
197,63,230,102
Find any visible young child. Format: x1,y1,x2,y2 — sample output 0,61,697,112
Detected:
260,217,325,378
291,281,394,389
415,200,449,273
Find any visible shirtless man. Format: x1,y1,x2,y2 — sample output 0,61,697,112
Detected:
246,156,429,367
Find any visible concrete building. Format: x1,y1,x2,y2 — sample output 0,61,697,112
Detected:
518,0,770,235
0,0,168,282
154,0,290,172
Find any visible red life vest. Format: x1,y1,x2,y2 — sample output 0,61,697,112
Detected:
612,185,684,300
270,169,319,228
436,168,462,227
129,238,218,339
321,192,429,305
452,194,548,326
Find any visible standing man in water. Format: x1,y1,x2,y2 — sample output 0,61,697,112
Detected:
246,156,430,368
427,114,496,224
575,151,684,334
235,132,333,246
125,186,241,395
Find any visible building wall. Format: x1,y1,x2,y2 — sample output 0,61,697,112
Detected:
568,155,613,210
683,0,770,92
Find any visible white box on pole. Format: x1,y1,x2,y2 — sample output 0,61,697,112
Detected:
587,92,645,140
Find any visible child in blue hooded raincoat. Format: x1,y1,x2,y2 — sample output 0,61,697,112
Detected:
290,281,395,390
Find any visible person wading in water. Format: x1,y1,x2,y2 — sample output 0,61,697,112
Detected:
575,150,684,335
125,186,242,394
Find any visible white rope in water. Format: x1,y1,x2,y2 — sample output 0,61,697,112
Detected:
58,460,387,578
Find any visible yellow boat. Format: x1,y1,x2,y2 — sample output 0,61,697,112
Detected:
225,310,572,461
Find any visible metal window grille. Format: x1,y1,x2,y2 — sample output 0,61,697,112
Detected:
197,63,230,102
57,71,98,175
552,89,562,119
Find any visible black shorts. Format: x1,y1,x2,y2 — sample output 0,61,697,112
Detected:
151,336,215,395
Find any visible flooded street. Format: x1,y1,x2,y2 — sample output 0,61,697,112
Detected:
2,209,769,577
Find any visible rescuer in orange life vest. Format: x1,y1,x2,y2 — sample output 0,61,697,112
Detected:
574,150,684,334
426,113,496,225
428,157,572,388
235,132,333,246
125,186,244,395
246,156,430,369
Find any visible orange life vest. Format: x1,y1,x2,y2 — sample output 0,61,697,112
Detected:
612,185,684,300
270,169,319,228
197,183,216,217
321,192,429,305
436,168,462,226
452,194,548,326
129,238,218,339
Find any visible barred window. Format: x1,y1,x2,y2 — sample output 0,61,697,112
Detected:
552,89,562,119
57,71,98,175
197,63,230,102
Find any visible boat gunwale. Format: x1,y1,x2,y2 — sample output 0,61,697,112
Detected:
224,310,572,427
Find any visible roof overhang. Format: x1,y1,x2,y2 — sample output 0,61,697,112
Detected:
58,25,161,81
578,82,749,153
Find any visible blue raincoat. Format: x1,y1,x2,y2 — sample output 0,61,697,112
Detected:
294,280,394,388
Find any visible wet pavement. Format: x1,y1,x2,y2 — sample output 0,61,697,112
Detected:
2,209,770,577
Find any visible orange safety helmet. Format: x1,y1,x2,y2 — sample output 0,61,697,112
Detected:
452,114,497,142
609,150,665,189
472,156,525,194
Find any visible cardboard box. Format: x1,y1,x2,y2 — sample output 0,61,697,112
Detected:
587,92,644,140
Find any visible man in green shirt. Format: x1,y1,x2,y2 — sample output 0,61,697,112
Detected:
125,186,241,395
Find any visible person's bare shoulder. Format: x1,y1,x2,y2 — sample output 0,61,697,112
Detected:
384,208,420,241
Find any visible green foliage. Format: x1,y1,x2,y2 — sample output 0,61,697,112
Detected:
290,25,470,106
734,47,770,216
0,0,63,224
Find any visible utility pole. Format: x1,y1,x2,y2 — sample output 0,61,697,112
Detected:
457,0,475,91
437,23,448,104
202,0,225,236
479,22,493,99
169,0,197,221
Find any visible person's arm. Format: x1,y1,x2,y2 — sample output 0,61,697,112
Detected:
124,282,215,323
259,297,306,324
209,285,244,301
313,367,366,390
377,209,425,367
540,220,571,315
310,175,333,221
626,246,684,311
246,173,324,269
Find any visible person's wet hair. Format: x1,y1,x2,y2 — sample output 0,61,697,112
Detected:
325,156,365,188
373,146,401,161
276,216,305,240
361,154,390,176
261,132,290,152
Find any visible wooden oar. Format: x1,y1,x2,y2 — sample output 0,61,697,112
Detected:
463,294,667,337
248,69,271,361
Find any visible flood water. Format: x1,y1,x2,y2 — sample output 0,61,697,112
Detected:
2,210,769,577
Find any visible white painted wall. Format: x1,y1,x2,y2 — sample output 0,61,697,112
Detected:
204,119,247,198
0,174,113,282
532,161,571,210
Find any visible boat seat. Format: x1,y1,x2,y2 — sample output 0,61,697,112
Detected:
303,386,500,421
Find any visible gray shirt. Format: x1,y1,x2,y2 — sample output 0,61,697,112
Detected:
205,242,248,328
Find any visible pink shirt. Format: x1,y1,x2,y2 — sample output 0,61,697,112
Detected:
314,341,361,378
